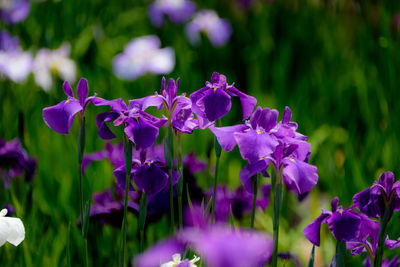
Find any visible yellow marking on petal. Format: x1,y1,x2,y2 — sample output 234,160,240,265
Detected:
289,158,295,162
65,99,72,103
134,117,139,122
256,130,262,134
339,210,343,215
147,162,151,166
213,87,217,92
259,157,265,161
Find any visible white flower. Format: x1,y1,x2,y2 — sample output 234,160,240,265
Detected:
160,253,200,267
112,35,175,81
33,43,76,92
0,208,25,247
0,50,33,83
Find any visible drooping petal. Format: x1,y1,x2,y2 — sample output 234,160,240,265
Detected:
385,236,400,250
42,99,82,134
234,130,278,164
96,112,119,140
133,163,169,196
129,95,164,111
353,187,381,219
327,210,361,242
303,212,331,246
190,87,211,129
113,165,135,191
226,87,257,121
135,238,185,267
282,158,318,196
209,124,248,152
239,159,270,194
124,117,159,150
91,97,128,113
202,88,231,122
76,78,89,108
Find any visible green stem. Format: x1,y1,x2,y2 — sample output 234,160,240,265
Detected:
271,168,282,267
77,117,88,267
120,135,132,267
250,174,258,229
211,135,221,222
336,241,346,267
176,133,183,229
374,206,391,267
164,125,175,233
168,167,175,232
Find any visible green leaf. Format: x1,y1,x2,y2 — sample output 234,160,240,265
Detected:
307,245,315,267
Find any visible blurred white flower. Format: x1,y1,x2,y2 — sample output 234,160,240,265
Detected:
112,35,175,81
33,43,76,92
0,208,25,247
160,253,200,267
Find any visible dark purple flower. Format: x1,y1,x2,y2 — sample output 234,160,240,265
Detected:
190,72,256,128
93,96,167,150
113,148,180,195
303,197,362,246
0,138,36,187
43,78,97,134
148,0,196,27
353,171,400,219
0,0,30,24
185,10,232,47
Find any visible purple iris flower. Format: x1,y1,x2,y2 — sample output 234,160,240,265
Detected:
303,197,362,246
185,10,232,47
0,0,30,24
353,171,400,219
143,77,198,133
148,0,196,27
211,106,318,197
42,78,97,134
0,138,36,187
93,96,167,150
113,148,180,195
190,72,256,129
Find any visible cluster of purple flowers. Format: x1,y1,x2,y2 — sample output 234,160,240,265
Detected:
304,171,400,266
43,72,319,266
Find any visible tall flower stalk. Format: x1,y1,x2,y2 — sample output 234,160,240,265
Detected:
119,134,132,267
250,173,258,229
271,167,282,267
211,134,221,221
164,123,175,232
176,132,184,229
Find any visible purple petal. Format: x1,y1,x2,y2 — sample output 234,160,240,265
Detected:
234,130,278,164
96,112,119,140
82,150,108,173
43,99,82,134
147,3,164,27
250,107,278,132
63,81,74,97
239,159,269,194
135,238,185,267
282,106,292,124
124,117,159,150
353,187,381,218
76,78,89,108
327,210,361,242
91,97,127,113
128,95,163,111
133,163,169,196
113,165,134,191
201,88,231,122
282,158,318,196
303,213,331,246
226,87,257,121
385,236,400,250
190,87,212,128
209,124,248,152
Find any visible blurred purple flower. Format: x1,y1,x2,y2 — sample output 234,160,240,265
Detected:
93,97,167,150
0,0,30,24
113,35,175,81
33,43,76,92
190,72,256,128
185,10,232,47
353,171,400,219
364,256,400,267
303,197,362,246
148,0,196,27
0,31,32,83
42,78,97,134
0,138,36,188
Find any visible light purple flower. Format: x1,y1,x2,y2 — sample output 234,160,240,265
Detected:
0,0,30,24
148,0,196,27
42,78,97,134
113,35,175,81
33,43,76,92
0,31,32,83
364,256,400,267
185,10,232,47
